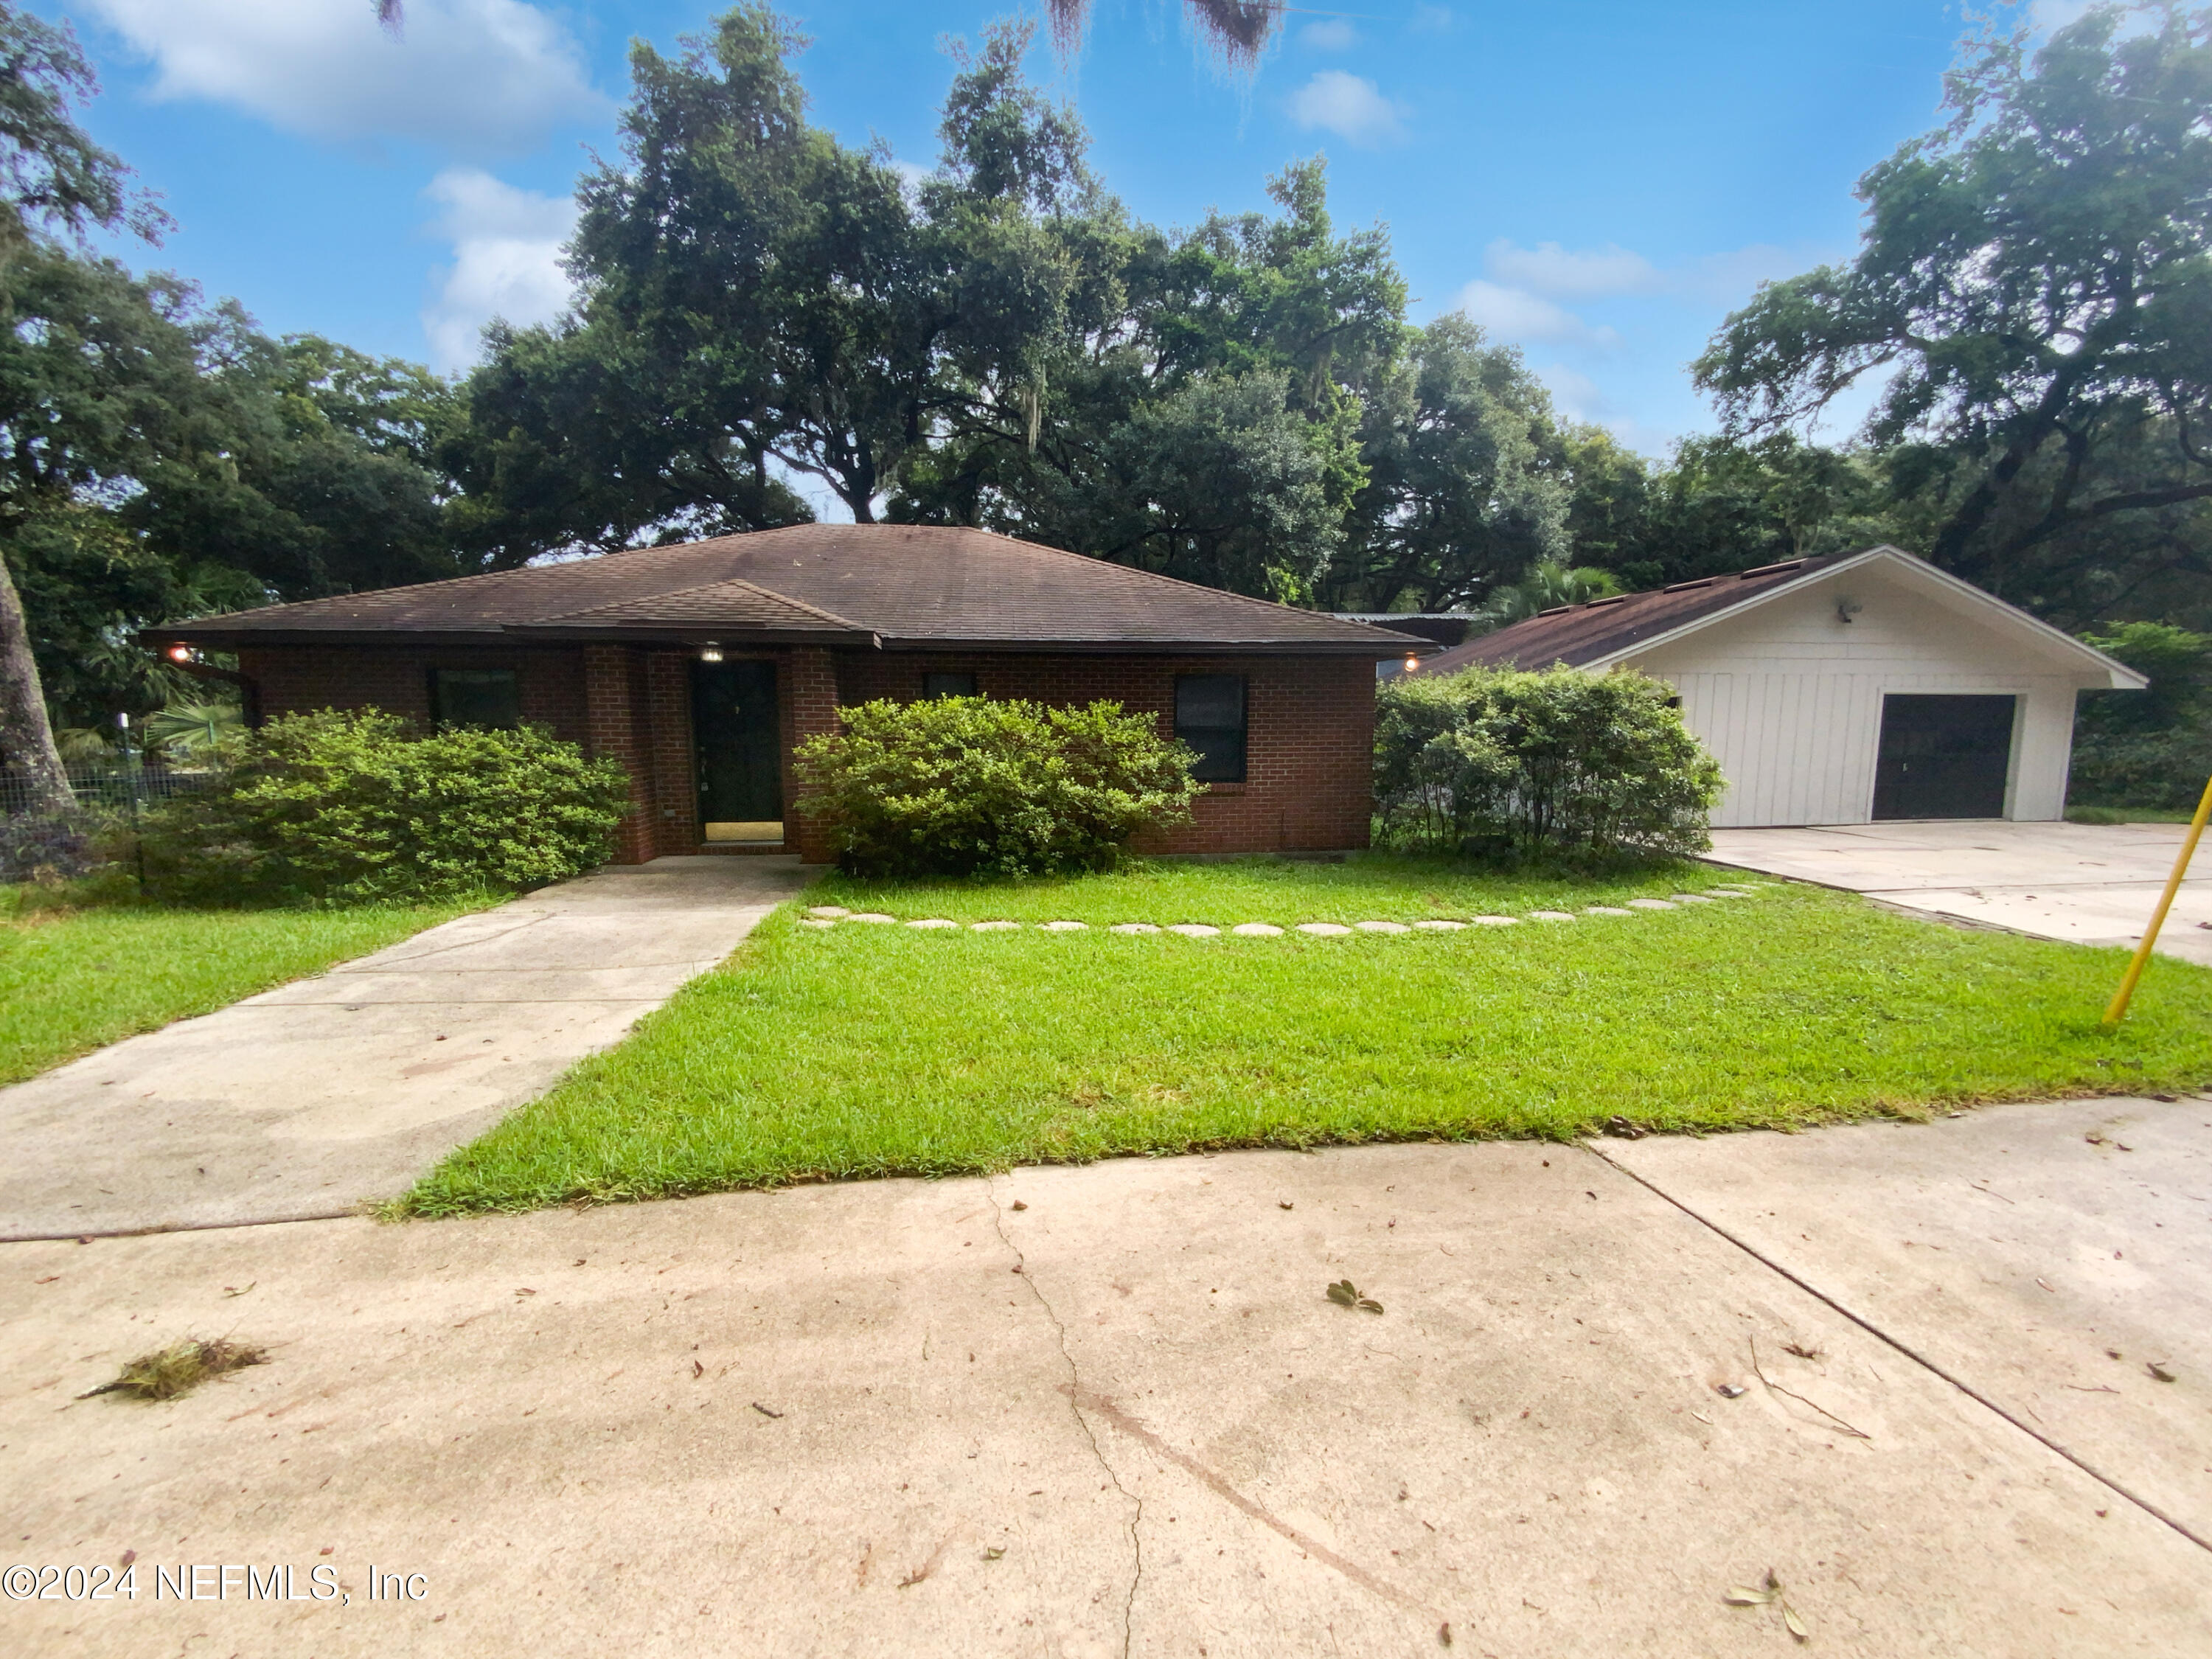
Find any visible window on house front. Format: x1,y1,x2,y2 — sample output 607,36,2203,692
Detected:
431,668,521,730
922,672,978,700
1175,674,1247,783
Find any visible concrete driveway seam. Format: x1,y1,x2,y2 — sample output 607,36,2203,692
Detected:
1585,1138,2212,1557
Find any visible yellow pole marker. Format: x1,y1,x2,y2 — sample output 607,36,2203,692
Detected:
2102,773,2212,1028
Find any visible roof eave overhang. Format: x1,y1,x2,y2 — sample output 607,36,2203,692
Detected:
873,633,1430,655
1572,547,2150,689
151,623,1437,658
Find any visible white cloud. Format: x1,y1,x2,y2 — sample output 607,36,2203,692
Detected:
2029,0,2099,29
82,0,600,155
1287,71,1408,147
1298,20,1360,52
1454,279,1618,347
1484,239,1660,300
420,168,575,371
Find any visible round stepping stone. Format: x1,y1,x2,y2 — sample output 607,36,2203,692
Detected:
1040,919,1088,931
1356,920,1411,934
1231,922,1284,937
848,912,897,924
1705,888,1752,897
807,905,852,919
1583,905,1633,917
971,920,1020,931
1296,922,1352,936
1470,915,1518,926
1167,923,1220,938
799,917,836,929
1626,898,1677,911
1110,922,1161,935
1412,919,1467,931
907,918,959,929
1669,893,1716,905
1527,910,1576,922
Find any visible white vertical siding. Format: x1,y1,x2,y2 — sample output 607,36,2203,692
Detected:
1617,565,2108,827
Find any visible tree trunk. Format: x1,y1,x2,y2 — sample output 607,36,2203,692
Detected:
0,549,72,817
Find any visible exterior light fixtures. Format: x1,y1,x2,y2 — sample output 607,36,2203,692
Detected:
168,644,193,663
1403,655,1419,674
698,641,724,662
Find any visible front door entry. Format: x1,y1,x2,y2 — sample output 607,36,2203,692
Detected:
692,658,783,843
1871,694,2016,820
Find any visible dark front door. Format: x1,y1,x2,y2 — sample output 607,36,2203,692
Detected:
1872,694,2016,820
692,658,783,842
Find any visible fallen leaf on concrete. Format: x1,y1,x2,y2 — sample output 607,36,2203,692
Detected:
1691,1410,1714,1425
1781,1341,1824,1361
751,1402,785,1418
692,1360,703,1378
1279,1201,1294,1210
1783,1602,1809,1641
1603,1116,1647,1140
2148,1362,2177,1382
1326,1279,1383,1314
2152,1093,2179,1103
33,1276,58,1284
1714,1384,1747,1399
1009,1200,1028,1211
2037,1279,2056,1292
1437,1621,1451,1646
1724,1585,1772,1606
983,1546,1006,1561
221,1283,254,1298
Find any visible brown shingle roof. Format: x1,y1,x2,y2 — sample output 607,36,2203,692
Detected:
163,524,1422,656
1413,557,1832,675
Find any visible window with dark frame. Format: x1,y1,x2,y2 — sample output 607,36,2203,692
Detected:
431,668,522,730
1175,673,1247,783
922,672,978,700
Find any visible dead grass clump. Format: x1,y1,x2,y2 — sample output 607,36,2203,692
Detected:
80,1338,268,1402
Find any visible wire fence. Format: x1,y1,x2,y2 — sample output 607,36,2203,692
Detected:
0,763,218,824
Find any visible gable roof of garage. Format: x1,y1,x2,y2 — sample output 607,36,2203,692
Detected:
1409,546,2147,689
156,524,1427,657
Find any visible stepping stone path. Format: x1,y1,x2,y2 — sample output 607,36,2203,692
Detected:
798,887,1761,939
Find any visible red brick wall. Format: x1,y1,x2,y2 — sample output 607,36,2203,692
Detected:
234,641,1377,863
835,651,1375,855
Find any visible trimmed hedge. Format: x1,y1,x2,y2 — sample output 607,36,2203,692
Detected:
139,709,630,906
795,696,1202,877
1376,665,1721,860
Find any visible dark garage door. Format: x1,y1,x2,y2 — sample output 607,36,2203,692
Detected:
1872,694,2017,820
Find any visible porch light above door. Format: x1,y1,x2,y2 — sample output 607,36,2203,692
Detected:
698,641,723,662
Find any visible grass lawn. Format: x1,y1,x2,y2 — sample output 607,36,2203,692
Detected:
0,886,493,1087
397,855,2212,1216
2065,804,2203,824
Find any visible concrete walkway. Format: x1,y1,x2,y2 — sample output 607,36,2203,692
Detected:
1707,819,2212,964
4,1096,2207,1656
0,857,808,1240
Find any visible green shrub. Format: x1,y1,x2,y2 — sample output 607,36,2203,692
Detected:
139,710,631,906
795,696,1203,877
2070,622,2212,811
1375,665,1722,860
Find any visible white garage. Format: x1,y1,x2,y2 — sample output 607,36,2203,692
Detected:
1406,546,2146,828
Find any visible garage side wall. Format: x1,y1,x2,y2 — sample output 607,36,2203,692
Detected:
1621,569,2093,827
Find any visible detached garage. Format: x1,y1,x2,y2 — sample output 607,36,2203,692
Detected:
1405,546,2147,827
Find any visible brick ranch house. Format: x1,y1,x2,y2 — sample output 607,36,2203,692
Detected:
158,524,1429,865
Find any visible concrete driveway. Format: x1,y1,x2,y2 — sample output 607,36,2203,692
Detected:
1706,820,2212,964
0,856,808,1241
4,1096,2207,1657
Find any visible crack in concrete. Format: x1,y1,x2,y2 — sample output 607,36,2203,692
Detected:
1585,1140,2212,1556
988,1183,1144,1659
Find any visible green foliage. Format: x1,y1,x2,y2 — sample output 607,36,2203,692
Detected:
2070,620,2212,807
139,710,631,906
1692,4,2212,619
142,695,243,757
1374,666,1722,860
1467,559,1621,633
794,695,1202,877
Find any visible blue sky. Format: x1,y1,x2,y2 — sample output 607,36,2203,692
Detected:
35,1,2066,462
